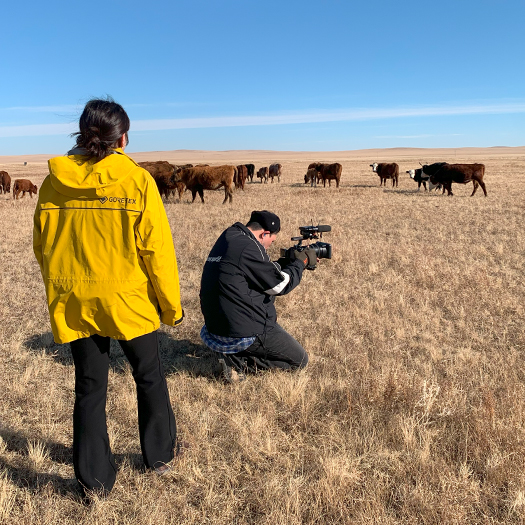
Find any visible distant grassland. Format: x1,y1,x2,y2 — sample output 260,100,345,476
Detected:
1,153,525,524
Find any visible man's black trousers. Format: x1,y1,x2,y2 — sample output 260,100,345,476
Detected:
70,331,176,495
222,324,308,373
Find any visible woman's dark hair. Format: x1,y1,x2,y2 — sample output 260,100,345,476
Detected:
72,97,130,162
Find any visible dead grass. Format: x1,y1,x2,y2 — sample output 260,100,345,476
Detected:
1,151,525,523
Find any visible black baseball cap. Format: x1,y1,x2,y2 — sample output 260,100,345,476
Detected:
248,210,281,234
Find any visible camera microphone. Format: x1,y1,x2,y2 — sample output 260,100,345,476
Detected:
316,225,331,233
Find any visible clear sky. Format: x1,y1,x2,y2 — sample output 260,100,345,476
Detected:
1,0,524,155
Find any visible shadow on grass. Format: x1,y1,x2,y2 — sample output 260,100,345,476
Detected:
0,426,148,498
0,427,77,497
23,331,221,379
389,188,445,196
349,183,381,189
289,182,344,188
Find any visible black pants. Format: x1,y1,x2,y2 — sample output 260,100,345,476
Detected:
222,324,308,373
70,331,176,495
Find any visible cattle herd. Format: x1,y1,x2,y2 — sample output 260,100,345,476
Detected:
0,159,487,204
370,161,487,196
1,171,39,199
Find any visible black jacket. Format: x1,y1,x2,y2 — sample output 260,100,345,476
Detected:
200,223,305,337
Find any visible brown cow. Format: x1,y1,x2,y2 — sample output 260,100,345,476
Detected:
13,179,37,199
308,162,336,184
235,165,248,190
256,167,269,183
307,163,322,183
269,163,282,183
370,162,399,187
304,168,319,187
169,180,186,201
318,163,342,188
138,161,182,201
0,171,11,194
173,165,235,204
424,163,487,197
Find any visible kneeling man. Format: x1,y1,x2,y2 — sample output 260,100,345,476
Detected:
200,210,315,380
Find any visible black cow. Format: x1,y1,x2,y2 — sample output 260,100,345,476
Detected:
406,169,428,191
245,164,255,182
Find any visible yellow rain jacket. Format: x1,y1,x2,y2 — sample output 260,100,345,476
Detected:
33,148,183,344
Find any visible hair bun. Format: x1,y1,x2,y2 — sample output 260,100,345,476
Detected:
72,97,130,161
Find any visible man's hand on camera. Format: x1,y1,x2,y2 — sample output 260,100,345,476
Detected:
290,249,308,267
304,248,317,270
290,248,317,269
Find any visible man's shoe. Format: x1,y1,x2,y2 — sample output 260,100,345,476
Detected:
218,358,246,383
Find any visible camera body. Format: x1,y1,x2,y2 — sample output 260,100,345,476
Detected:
280,225,332,270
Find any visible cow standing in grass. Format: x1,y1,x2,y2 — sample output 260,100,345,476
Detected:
235,165,248,190
304,168,318,187
423,163,487,197
13,179,37,199
173,165,235,204
318,163,342,187
0,171,11,194
257,167,269,183
307,163,322,184
370,162,399,187
138,161,182,201
245,164,255,182
269,163,282,183
406,168,429,191
306,162,342,187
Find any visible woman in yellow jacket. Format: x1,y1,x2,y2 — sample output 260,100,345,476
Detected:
33,98,184,497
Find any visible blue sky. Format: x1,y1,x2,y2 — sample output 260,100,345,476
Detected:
1,0,524,155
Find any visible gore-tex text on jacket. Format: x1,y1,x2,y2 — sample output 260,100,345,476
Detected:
200,222,304,338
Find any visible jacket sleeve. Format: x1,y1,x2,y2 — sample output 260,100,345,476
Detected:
33,201,44,276
240,243,304,296
136,175,184,326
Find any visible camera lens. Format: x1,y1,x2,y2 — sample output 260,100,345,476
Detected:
310,242,332,259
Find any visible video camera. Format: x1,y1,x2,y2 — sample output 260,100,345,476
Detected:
281,225,332,270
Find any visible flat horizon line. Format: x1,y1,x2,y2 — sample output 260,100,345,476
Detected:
2,145,525,162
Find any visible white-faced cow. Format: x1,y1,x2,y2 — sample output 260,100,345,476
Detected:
422,163,487,197
406,168,443,192
406,169,428,191
370,163,399,187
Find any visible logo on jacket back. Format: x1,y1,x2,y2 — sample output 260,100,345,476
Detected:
98,196,137,205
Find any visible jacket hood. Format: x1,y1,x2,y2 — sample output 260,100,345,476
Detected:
48,148,140,198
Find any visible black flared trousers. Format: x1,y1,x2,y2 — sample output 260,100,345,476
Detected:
70,331,176,494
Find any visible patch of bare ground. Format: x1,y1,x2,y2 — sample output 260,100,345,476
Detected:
1,151,525,523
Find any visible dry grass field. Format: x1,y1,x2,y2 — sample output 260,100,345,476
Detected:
1,147,525,524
